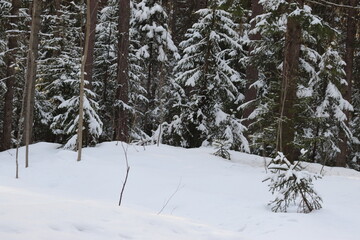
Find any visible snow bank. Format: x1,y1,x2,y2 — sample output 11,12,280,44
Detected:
0,142,359,240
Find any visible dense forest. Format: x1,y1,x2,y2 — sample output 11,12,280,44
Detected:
0,0,359,170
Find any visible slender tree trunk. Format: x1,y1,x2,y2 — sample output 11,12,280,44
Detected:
78,0,93,161
278,0,303,163
23,0,42,167
114,0,130,142
1,0,21,151
81,0,98,146
336,0,356,167
84,0,98,85
243,0,263,127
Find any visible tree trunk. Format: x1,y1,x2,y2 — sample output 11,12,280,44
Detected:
23,0,42,167
243,0,263,127
278,0,303,163
336,0,356,167
77,0,95,161
114,0,130,142
1,0,21,151
84,0,98,85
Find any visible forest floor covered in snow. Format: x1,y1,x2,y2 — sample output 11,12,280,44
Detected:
0,142,360,240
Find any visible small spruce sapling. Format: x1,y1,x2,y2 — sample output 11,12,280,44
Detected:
213,139,231,160
264,152,322,213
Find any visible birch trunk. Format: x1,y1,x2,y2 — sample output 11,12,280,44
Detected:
23,0,42,167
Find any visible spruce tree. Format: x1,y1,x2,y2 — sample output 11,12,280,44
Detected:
49,1,103,149
130,0,179,139
165,0,249,151
265,151,322,213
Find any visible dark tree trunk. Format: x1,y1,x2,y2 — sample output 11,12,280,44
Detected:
278,0,303,163
114,0,130,142
336,0,356,167
23,0,42,167
1,0,21,151
84,0,98,85
243,0,263,127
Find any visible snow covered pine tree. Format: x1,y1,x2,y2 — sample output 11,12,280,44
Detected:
164,0,249,151
265,152,322,213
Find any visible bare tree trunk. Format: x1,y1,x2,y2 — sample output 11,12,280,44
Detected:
277,0,303,163
243,0,263,127
78,0,93,161
23,0,42,167
114,0,130,142
82,0,98,146
84,0,98,85
336,0,356,167
1,0,21,151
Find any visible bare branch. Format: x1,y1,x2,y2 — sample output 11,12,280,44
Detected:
158,179,183,215
305,0,360,9
118,142,130,206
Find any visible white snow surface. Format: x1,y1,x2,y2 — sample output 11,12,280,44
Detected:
1,142,359,240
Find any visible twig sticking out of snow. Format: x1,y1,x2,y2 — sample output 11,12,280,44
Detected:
158,179,183,215
118,142,130,207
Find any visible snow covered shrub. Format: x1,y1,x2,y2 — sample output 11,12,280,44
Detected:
265,152,322,213
213,139,231,160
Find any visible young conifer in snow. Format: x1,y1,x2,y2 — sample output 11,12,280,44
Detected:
213,139,231,160
265,152,322,213
165,0,249,151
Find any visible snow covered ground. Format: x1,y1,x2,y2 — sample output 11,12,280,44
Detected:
1,142,359,240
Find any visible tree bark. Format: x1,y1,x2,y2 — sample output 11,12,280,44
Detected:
23,0,42,167
77,0,95,161
278,0,303,163
114,0,130,142
336,0,356,167
1,0,21,151
243,0,263,127
84,0,98,85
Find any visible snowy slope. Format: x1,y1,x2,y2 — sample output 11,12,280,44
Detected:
0,142,359,240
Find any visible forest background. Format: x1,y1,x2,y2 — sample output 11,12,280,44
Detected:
0,0,359,170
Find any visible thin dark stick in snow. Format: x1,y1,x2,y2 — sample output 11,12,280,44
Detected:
118,143,130,206
158,179,183,215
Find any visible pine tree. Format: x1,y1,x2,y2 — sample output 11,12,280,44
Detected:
165,1,249,151
93,0,119,141
49,1,103,149
130,0,179,139
244,0,354,165
265,151,322,213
